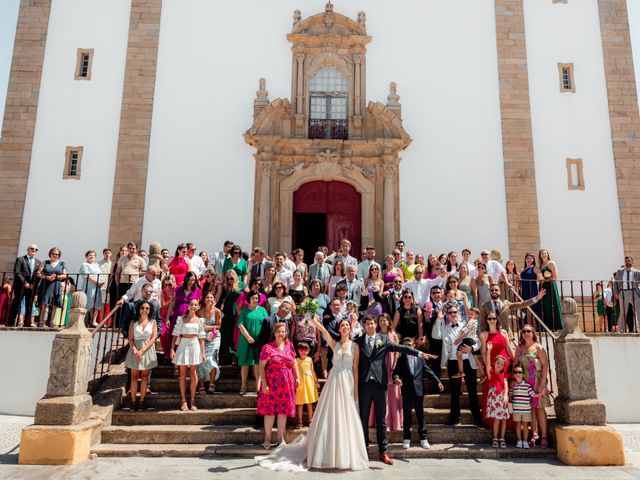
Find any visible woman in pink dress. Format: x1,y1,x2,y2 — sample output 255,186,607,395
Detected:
0,277,12,325
169,244,189,287
257,323,299,449
368,313,403,431
159,275,176,361
382,255,403,291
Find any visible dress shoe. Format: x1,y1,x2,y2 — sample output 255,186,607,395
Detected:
378,453,394,465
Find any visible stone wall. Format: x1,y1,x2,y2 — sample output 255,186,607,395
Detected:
0,0,52,271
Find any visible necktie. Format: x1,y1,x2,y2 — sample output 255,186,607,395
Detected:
627,270,631,290
368,336,374,353
494,301,500,315
28,256,34,274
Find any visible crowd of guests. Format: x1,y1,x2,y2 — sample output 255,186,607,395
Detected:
2,238,638,449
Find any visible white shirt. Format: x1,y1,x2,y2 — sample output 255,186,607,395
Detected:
357,259,381,280
212,250,229,276
447,322,468,361
485,260,505,282
284,259,296,272
418,276,447,307
275,267,293,287
187,254,206,277
365,334,376,350
122,276,161,302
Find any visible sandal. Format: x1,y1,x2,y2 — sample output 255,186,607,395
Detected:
499,439,507,449
180,401,188,412
208,384,216,394
262,440,271,450
295,422,303,429
529,432,539,447
540,437,548,449
198,386,206,395
239,389,246,396
190,398,197,411
492,438,499,448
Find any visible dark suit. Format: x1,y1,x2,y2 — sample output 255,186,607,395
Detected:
9,255,41,326
423,301,443,381
393,353,440,440
249,261,274,282
385,289,403,318
337,277,363,304
356,333,422,453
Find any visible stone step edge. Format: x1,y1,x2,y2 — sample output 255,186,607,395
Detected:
91,443,556,459
101,424,489,433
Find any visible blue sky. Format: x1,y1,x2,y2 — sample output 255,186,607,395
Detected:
1,2,640,132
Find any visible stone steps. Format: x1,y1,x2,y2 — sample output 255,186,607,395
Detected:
100,424,499,445
127,391,482,410
112,407,474,426
91,442,556,459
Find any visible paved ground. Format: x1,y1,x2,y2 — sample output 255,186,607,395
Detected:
2,416,640,479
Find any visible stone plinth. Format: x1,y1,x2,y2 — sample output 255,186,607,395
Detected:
34,394,93,426
556,425,625,466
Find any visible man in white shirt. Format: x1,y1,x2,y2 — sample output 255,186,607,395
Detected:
404,266,447,307
283,252,297,272
211,240,234,276
479,250,505,283
273,252,293,287
186,243,206,278
357,245,380,279
117,265,162,305
461,248,476,278
432,304,482,427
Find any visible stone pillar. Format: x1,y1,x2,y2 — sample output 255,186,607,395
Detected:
147,241,162,272
20,292,102,465
257,159,273,252
253,78,270,119
554,298,624,466
383,162,397,255
386,81,401,118
294,53,305,137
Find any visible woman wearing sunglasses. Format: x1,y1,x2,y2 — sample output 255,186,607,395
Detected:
516,324,551,448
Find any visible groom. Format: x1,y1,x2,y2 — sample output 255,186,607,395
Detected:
356,315,433,465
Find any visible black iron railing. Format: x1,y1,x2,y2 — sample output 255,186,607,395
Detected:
309,118,348,140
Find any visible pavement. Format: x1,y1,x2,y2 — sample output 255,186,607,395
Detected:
2,415,640,479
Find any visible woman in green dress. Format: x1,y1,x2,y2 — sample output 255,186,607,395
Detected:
237,290,269,395
537,249,563,330
222,245,248,289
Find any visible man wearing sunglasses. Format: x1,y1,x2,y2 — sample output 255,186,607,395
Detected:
432,305,483,427
9,244,42,327
479,284,546,336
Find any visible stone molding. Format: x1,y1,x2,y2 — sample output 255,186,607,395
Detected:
0,0,52,271
494,0,541,262
107,0,162,252
597,0,640,259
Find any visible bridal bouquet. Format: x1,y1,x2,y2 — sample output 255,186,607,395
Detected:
298,298,320,326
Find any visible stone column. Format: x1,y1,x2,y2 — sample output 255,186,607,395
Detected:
20,292,103,465
257,159,272,252
554,298,624,466
383,162,397,255
294,53,305,137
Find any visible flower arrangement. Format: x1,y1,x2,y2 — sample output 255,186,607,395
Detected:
298,298,320,326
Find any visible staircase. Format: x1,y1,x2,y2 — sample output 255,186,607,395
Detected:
91,364,556,459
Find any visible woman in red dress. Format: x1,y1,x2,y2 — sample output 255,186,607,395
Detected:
0,277,12,325
480,313,514,428
257,323,299,449
169,244,190,287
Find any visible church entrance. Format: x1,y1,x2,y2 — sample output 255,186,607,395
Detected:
292,181,361,264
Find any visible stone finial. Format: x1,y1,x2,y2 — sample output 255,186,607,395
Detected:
560,297,584,339
324,1,335,27
357,11,366,30
253,78,270,120
293,9,301,30
325,1,334,13
386,81,401,117
71,291,87,310
148,241,163,271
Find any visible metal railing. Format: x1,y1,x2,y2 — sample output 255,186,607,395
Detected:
308,118,348,139
89,303,124,393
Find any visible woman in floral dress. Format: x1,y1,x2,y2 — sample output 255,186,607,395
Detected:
257,323,299,449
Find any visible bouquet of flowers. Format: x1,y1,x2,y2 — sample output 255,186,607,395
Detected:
298,298,320,325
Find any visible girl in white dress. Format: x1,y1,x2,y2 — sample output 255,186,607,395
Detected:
256,317,369,471
170,298,205,412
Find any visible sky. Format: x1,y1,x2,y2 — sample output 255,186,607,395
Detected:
1,1,640,133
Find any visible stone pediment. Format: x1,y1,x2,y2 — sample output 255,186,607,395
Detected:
365,102,412,147
288,2,370,46
244,98,292,143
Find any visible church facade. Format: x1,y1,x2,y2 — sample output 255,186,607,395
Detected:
1,0,639,279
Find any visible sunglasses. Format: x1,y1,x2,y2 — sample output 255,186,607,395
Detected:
487,317,497,321
447,310,458,314
394,280,403,284
140,306,151,310
29,247,38,251
522,329,533,333
513,371,524,375
402,295,412,299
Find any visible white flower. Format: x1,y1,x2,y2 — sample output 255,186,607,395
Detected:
375,339,383,348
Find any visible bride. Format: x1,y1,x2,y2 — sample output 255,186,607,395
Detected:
255,317,369,471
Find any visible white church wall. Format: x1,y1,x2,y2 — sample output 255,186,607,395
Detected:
18,0,132,271
143,0,510,260
524,0,624,280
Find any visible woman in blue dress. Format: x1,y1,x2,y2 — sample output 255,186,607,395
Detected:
520,253,541,323
36,247,68,326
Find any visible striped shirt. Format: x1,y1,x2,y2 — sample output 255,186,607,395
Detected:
510,381,535,413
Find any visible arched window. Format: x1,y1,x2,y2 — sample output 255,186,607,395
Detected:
309,65,348,139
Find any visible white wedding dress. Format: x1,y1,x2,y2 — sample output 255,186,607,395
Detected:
255,341,369,471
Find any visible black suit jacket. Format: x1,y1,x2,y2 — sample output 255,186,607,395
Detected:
385,290,403,318
392,352,440,397
12,255,41,292
250,261,274,282
355,333,422,388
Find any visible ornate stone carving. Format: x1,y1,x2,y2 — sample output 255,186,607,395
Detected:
148,241,162,271
316,148,340,162
361,164,375,178
259,160,273,177
338,157,354,170
278,162,305,176
357,11,366,30
560,297,584,339
257,78,268,98
384,162,398,178
323,1,335,28
387,81,400,108
293,9,301,30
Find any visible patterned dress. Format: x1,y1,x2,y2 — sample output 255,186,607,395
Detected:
485,370,509,420
256,342,297,417
517,349,551,409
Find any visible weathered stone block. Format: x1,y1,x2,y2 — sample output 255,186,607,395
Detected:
34,394,93,426
554,398,606,426
554,339,599,402
556,425,625,466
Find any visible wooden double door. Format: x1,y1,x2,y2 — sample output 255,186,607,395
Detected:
292,181,361,264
